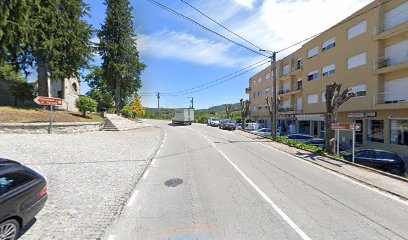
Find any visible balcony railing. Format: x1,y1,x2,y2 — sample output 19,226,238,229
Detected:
291,64,302,73
278,83,302,95
278,104,302,113
374,91,408,105
245,87,251,94
376,15,408,34
375,52,408,69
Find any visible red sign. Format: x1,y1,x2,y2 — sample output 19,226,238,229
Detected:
331,123,361,131
34,96,63,106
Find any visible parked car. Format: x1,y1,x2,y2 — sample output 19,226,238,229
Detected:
304,138,325,148
284,134,314,143
236,123,242,130
0,158,48,240
218,119,229,129
220,120,236,130
342,149,406,176
245,123,262,131
207,118,220,127
251,128,271,135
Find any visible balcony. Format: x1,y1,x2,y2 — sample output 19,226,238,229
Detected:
245,87,251,94
374,53,408,74
278,104,302,114
374,91,408,110
290,64,302,76
375,17,408,40
278,83,302,96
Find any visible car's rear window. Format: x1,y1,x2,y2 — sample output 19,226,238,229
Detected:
0,171,36,196
376,151,398,160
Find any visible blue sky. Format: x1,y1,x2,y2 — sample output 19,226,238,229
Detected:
83,0,372,109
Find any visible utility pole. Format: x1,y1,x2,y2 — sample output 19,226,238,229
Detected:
156,92,160,118
260,49,278,141
187,97,194,108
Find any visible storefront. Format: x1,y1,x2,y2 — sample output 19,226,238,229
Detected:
295,114,325,137
278,114,297,134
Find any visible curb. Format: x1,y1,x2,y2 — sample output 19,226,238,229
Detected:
235,130,408,201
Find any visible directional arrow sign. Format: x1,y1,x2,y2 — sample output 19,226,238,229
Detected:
331,123,361,132
34,96,63,106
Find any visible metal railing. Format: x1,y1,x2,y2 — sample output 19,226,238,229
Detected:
291,63,302,72
375,52,408,69
278,83,302,95
245,87,251,94
376,13,408,34
374,91,408,105
278,104,302,112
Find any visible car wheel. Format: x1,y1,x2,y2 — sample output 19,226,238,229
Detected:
0,219,19,240
389,167,403,176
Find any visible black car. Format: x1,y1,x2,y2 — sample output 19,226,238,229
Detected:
343,149,406,176
0,158,47,240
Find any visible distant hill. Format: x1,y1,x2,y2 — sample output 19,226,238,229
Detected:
207,103,240,112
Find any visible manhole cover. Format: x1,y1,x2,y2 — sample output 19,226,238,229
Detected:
164,178,183,187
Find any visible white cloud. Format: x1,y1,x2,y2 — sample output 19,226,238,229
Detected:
138,30,262,67
234,0,257,9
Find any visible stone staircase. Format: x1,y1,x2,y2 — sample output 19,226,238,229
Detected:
101,114,147,131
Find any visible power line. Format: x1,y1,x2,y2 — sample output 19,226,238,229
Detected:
179,0,262,50
161,57,270,95
276,0,392,53
164,59,270,96
145,0,269,57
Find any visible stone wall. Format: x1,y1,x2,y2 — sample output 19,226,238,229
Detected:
0,122,102,134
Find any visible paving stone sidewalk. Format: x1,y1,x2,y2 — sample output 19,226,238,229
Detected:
0,127,163,240
236,130,408,200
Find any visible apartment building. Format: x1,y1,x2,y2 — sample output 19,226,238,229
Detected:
246,0,408,158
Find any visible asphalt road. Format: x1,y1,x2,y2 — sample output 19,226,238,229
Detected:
103,120,408,240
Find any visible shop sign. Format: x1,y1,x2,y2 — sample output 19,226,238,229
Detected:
347,112,376,118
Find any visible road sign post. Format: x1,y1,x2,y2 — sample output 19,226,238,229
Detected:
331,123,361,161
33,97,63,134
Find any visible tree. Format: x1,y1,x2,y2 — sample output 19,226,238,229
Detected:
324,82,355,154
84,66,114,111
240,99,250,130
99,0,146,115
266,96,281,138
129,95,145,118
76,96,97,116
11,82,36,106
225,104,232,119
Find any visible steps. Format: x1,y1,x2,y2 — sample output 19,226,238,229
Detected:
101,114,148,131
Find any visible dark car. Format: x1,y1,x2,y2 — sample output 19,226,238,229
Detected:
220,120,236,130
343,149,406,176
0,158,48,240
304,138,325,148
284,134,314,143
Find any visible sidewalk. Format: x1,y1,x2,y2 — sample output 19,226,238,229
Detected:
236,130,408,201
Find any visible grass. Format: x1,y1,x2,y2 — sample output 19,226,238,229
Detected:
0,106,104,123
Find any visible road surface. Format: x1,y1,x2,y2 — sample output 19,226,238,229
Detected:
103,120,408,240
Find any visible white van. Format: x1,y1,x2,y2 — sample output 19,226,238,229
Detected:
245,123,262,131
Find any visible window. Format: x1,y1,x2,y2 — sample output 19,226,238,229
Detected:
367,120,384,143
347,52,366,69
72,82,78,93
253,106,256,111
257,105,262,110
265,88,270,95
307,70,319,81
348,20,367,40
253,93,255,99
308,47,319,59
296,58,302,70
322,37,335,52
0,172,35,196
390,120,408,146
322,92,326,102
265,73,270,79
322,64,336,77
307,94,318,104
253,80,256,86
384,2,408,31
350,84,367,97
258,77,262,83
258,91,261,97
283,64,290,76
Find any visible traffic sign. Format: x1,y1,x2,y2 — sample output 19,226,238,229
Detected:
34,96,63,106
331,123,361,132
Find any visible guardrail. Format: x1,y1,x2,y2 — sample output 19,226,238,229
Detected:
278,84,302,95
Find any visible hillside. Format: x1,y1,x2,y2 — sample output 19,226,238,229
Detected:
207,103,240,112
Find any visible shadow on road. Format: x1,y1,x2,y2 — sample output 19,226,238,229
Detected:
295,151,346,168
18,218,37,239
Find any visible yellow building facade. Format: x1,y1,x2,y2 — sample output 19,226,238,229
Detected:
247,0,408,158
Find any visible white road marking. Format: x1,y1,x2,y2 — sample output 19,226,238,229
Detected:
107,235,115,240
218,149,311,240
151,159,156,165
127,190,139,207
143,170,150,179
240,135,408,207
188,127,216,147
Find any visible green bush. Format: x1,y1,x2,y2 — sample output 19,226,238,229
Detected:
76,96,97,117
121,105,132,118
